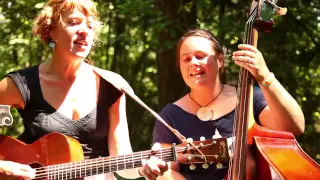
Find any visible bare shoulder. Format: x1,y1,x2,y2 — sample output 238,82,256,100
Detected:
89,65,134,93
173,94,192,114
173,94,188,107
0,77,24,108
90,65,122,78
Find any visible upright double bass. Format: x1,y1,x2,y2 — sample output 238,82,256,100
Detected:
227,0,320,179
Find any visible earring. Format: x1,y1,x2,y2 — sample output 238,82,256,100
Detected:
48,40,55,49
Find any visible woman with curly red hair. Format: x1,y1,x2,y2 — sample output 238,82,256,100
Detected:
0,1,167,179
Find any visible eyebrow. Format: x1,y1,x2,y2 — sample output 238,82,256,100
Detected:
66,15,83,19
181,51,207,58
181,53,192,58
65,15,96,23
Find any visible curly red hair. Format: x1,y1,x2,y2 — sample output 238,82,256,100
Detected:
32,0,102,45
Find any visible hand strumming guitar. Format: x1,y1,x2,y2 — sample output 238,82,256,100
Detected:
0,160,35,180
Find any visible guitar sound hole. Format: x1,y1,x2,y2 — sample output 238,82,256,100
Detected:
29,162,45,180
30,162,43,168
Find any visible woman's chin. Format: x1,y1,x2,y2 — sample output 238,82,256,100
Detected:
189,79,208,87
73,51,90,59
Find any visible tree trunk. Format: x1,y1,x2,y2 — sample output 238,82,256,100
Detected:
155,0,197,109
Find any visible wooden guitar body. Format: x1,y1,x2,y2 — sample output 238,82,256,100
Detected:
0,133,84,168
0,132,229,179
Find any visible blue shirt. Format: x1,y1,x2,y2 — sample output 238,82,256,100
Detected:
153,86,267,180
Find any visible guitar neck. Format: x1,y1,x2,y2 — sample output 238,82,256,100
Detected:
35,148,175,179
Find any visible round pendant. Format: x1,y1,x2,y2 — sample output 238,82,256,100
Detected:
197,107,213,121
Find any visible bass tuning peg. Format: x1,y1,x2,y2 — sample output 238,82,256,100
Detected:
265,0,287,16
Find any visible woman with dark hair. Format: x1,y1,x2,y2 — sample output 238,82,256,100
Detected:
152,29,305,179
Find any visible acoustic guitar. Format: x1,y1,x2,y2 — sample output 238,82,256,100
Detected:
0,132,229,179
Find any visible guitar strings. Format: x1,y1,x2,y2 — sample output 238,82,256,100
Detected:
34,149,220,179
34,153,173,179
35,154,173,179
34,144,213,173
34,144,222,179
227,6,256,180
236,13,254,180
35,153,220,180
33,146,201,176
34,148,172,173
33,148,220,179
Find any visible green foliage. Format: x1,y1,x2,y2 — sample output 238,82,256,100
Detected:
0,1,319,177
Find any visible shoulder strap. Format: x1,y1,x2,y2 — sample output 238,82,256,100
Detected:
90,65,134,94
89,64,188,144
91,66,186,142
5,65,40,108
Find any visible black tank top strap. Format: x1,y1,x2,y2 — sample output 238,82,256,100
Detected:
5,65,40,109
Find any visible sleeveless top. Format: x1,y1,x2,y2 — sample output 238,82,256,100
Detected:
153,86,267,180
6,65,123,159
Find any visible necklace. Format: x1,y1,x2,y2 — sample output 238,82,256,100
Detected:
189,85,224,121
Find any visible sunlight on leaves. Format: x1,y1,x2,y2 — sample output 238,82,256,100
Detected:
34,2,45,9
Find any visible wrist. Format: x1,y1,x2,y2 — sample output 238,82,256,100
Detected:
259,72,275,87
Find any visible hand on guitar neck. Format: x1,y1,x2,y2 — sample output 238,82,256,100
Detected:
137,143,169,179
0,133,229,180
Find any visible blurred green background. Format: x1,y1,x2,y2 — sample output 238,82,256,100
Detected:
0,0,319,179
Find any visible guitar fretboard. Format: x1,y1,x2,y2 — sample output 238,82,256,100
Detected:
35,148,175,179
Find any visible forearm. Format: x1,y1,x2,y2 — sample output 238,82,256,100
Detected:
259,77,305,135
